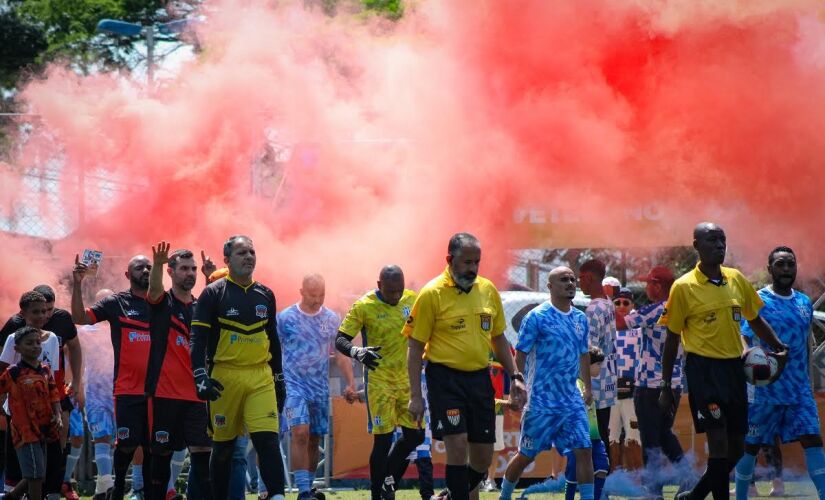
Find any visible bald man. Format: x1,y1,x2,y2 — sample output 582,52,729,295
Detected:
659,222,787,500
500,267,596,500
336,266,423,500
72,255,154,500
277,274,354,500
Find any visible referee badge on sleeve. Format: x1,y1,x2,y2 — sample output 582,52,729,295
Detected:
732,307,742,321
480,314,492,331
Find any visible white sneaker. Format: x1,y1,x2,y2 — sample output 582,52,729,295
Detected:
482,479,498,492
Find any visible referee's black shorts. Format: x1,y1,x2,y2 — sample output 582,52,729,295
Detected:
425,362,495,443
684,353,747,435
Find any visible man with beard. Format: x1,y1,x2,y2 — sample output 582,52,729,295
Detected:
734,247,825,499
659,223,787,500
405,233,525,500
144,242,212,500
190,235,287,500
72,254,154,500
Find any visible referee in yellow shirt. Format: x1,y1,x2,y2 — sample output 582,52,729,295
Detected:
658,222,787,500
404,233,525,500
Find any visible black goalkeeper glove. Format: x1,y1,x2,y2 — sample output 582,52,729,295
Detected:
193,368,224,401
350,345,382,370
274,373,286,413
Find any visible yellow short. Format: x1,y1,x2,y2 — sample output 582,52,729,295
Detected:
367,382,417,435
209,364,279,441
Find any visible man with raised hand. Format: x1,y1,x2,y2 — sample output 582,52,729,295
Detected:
72,254,153,500
144,242,212,500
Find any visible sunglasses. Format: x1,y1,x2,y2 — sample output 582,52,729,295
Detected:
613,299,632,307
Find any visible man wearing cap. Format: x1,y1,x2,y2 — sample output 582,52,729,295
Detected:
602,277,621,300
609,287,642,471
621,266,684,495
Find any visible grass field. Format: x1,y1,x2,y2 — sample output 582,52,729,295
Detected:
227,481,815,499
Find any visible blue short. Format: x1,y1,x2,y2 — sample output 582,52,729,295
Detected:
565,439,610,481
518,408,590,459
746,397,821,445
284,395,329,436
86,395,115,440
69,408,85,439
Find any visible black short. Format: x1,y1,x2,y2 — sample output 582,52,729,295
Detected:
150,398,211,451
684,353,747,435
114,395,149,447
425,362,495,443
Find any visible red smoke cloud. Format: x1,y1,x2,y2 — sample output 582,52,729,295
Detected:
3,0,825,312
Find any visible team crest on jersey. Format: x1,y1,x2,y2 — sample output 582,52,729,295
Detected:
155,431,170,444
402,306,411,318
480,314,492,331
255,305,268,318
708,404,721,420
731,307,742,322
117,427,130,440
214,414,226,427
446,408,460,426
373,415,382,427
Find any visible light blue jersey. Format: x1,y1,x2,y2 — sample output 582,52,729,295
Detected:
516,301,589,412
586,298,617,409
741,287,813,404
277,304,340,401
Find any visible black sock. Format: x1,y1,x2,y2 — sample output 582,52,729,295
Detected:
209,440,235,500
190,451,212,500
142,448,153,493
387,427,424,485
415,457,434,500
467,466,487,492
150,451,172,500
370,433,393,499
709,458,730,499
251,431,286,496
112,446,137,499
445,464,469,500
44,440,65,495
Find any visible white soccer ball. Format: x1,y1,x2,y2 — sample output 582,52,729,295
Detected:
743,346,779,386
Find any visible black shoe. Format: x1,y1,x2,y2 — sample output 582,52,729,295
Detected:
380,477,396,500
674,491,691,500
311,487,326,500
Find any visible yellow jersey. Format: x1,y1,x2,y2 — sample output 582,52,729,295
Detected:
339,289,417,387
659,265,763,359
403,266,505,372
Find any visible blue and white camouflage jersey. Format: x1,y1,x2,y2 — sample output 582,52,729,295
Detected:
741,287,813,405
624,301,683,390
277,304,340,402
586,298,617,409
516,301,589,412
615,326,640,381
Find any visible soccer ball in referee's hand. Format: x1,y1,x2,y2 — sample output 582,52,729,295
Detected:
743,346,779,386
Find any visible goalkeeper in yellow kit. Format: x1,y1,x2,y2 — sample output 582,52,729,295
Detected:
336,265,424,500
